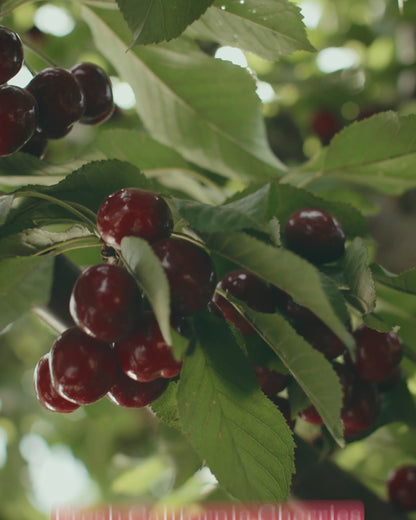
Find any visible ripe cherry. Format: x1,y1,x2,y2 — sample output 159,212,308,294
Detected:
26,67,85,139
299,404,324,425
0,85,37,156
347,325,402,383
107,366,168,408
310,109,341,144
69,264,142,343
297,319,347,360
20,130,48,159
387,465,416,511
50,326,117,405
213,270,275,334
34,354,80,413
284,207,346,264
97,188,173,249
153,237,217,316
253,365,288,396
0,25,23,84
115,312,182,383
71,62,114,125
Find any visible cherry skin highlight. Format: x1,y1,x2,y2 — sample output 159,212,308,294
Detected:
115,313,182,383
71,62,114,125
97,188,173,249
69,264,142,343
284,207,346,264
107,367,168,408
26,67,85,139
387,465,416,511
0,25,23,84
0,85,38,156
153,237,217,316
50,326,117,405
34,354,80,413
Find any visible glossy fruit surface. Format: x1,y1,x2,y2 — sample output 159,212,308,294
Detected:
69,264,142,342
348,326,402,383
297,319,347,359
153,237,217,316
387,465,416,511
34,354,80,413
20,130,48,158
107,367,168,408
253,365,288,396
50,326,117,405
284,207,346,264
212,294,255,334
115,313,182,382
299,404,323,425
0,85,37,156
71,62,114,125
0,25,23,84
26,67,85,138
97,188,173,249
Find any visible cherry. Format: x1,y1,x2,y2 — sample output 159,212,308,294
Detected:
253,365,288,396
34,354,80,413
20,130,48,159
153,237,217,316
296,319,347,360
115,312,182,382
70,62,114,125
310,109,341,144
26,67,85,139
299,404,324,425
387,465,416,511
284,207,346,264
107,366,168,408
0,26,23,84
50,326,117,405
69,264,142,343
0,85,38,156
97,188,173,249
346,325,402,383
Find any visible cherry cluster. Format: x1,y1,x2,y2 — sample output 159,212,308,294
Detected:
34,188,217,412
0,24,114,158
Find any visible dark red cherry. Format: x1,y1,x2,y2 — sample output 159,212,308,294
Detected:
284,207,346,264
97,188,173,249
69,264,142,343
34,354,80,413
212,294,255,334
153,237,217,316
107,367,168,407
71,62,114,125
310,109,341,144
347,326,402,383
0,85,37,156
388,465,416,511
20,130,48,159
299,404,324,425
297,319,347,359
0,26,23,84
50,326,117,405
341,378,379,437
26,67,85,139
253,365,289,396
378,365,403,392
115,313,182,383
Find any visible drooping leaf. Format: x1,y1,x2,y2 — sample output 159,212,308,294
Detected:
117,0,214,45
0,255,54,330
187,0,314,61
240,307,345,444
0,194,14,225
177,313,295,501
205,231,353,348
81,6,286,181
323,112,416,194
377,380,416,430
341,238,376,314
371,263,416,295
151,381,181,430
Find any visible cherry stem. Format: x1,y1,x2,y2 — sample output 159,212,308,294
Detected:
33,237,101,257
15,190,98,232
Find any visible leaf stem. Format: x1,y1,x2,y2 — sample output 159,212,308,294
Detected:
33,236,101,257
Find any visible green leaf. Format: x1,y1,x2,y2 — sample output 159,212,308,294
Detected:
173,183,278,235
371,263,416,295
111,456,168,496
117,0,214,45
177,313,295,501
341,238,376,314
81,6,286,181
151,381,181,430
171,330,191,361
0,255,54,330
120,236,171,345
240,308,345,445
205,231,353,348
0,194,14,225
323,112,416,194
378,380,416,429
187,0,314,61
